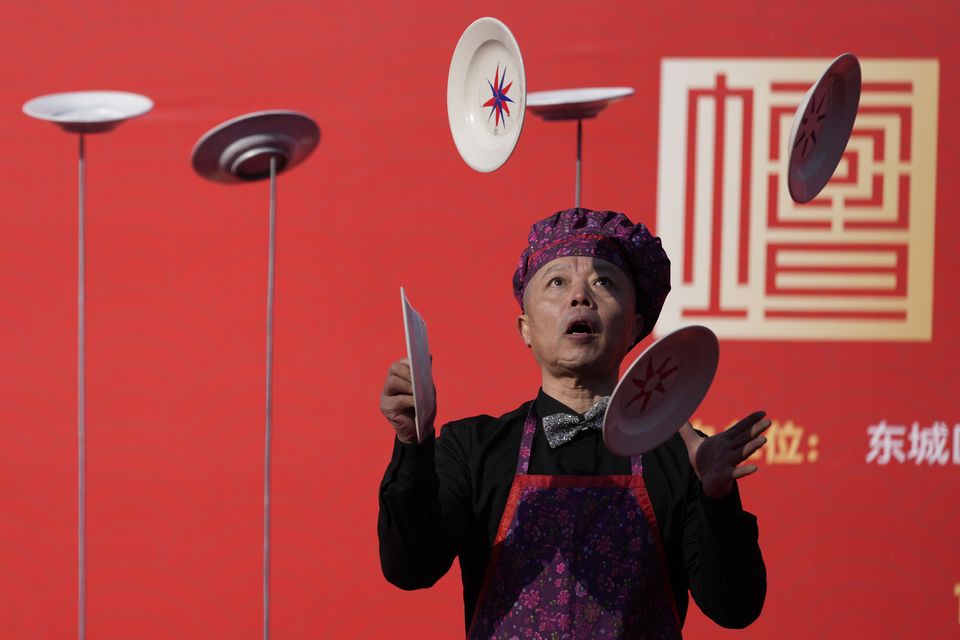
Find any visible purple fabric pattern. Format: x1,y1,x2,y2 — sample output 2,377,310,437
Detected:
468,411,681,639
512,209,670,345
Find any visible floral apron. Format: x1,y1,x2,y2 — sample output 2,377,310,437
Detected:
467,408,682,639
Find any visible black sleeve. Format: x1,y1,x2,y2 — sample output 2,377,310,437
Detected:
682,477,767,628
377,428,474,590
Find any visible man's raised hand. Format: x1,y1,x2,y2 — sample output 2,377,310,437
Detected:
679,411,771,498
380,358,435,444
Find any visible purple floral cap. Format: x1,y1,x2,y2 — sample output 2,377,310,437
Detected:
512,208,671,344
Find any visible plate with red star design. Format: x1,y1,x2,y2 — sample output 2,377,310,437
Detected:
603,325,719,457
787,53,861,203
447,17,526,172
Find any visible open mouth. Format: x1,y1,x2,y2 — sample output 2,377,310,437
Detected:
565,319,597,335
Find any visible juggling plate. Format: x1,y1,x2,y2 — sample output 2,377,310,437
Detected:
527,87,634,121
787,53,862,203
191,110,320,183
603,325,719,457
447,17,526,173
22,90,153,134
401,287,436,444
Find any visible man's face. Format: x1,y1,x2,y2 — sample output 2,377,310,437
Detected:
517,256,642,379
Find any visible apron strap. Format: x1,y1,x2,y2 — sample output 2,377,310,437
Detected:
518,405,643,476
517,409,538,474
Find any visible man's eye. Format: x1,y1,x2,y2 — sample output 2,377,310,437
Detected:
595,276,612,287
549,277,564,287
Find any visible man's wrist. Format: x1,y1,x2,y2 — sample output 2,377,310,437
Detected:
393,429,436,478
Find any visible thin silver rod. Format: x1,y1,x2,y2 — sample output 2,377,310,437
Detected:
77,133,87,640
263,155,277,640
575,119,582,208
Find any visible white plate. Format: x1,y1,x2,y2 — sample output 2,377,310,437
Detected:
447,17,526,173
603,325,719,456
22,90,153,133
401,287,436,444
787,53,861,203
527,87,634,121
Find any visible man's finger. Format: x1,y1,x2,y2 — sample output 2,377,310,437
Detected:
732,464,759,480
731,418,772,447
725,411,767,440
750,418,773,439
383,372,414,397
738,436,767,461
388,359,412,383
381,393,415,415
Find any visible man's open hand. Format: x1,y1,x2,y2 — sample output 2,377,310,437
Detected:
679,411,771,498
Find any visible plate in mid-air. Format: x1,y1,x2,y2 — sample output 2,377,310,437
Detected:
447,17,526,173
787,53,862,204
603,325,719,457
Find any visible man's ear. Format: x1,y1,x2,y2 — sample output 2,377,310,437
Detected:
517,314,532,348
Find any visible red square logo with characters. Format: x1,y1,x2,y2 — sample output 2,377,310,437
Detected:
656,59,938,341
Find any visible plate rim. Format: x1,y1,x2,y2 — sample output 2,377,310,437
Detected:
526,86,635,107
401,286,434,444
191,109,318,154
22,90,154,124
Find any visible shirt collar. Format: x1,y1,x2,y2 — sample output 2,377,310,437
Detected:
534,388,582,419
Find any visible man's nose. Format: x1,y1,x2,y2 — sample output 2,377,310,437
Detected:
569,282,594,307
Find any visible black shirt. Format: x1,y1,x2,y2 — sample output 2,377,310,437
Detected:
378,390,766,633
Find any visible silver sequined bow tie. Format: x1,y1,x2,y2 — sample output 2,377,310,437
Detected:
541,396,610,448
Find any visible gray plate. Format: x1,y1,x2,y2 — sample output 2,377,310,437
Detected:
191,110,320,183
787,54,862,204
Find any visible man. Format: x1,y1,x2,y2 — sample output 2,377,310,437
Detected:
379,209,768,638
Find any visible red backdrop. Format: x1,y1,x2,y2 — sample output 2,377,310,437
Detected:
1,1,957,638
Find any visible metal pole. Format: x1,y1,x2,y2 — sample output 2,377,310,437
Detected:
575,119,582,208
77,133,87,640
263,155,277,640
